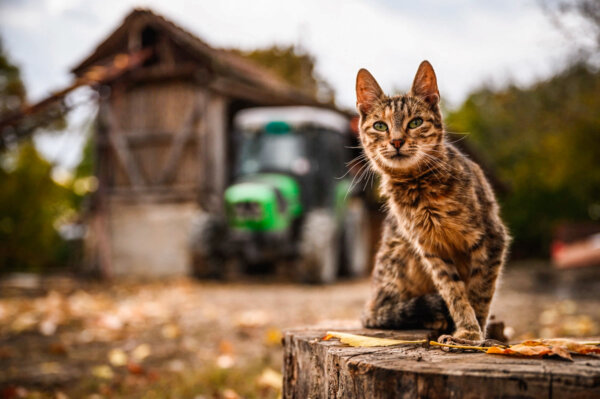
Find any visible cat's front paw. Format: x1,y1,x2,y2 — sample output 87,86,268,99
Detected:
453,328,483,341
436,334,479,352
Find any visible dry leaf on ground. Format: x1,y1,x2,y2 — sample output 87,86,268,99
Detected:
256,368,282,390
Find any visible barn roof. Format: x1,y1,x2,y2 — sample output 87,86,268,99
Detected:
71,9,336,109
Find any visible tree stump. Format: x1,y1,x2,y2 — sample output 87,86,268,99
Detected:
283,327,600,399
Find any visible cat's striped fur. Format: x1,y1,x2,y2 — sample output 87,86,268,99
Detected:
356,61,509,342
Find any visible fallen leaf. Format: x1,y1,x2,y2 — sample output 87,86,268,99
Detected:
216,354,235,369
39,319,58,336
256,368,282,390
486,339,600,361
264,328,282,346
530,339,600,355
92,365,114,379
219,340,234,355
0,346,15,358
11,313,36,333
55,391,69,399
167,359,185,373
131,344,151,362
127,362,145,375
323,331,427,347
108,348,128,367
161,323,180,339
97,314,123,331
40,362,63,374
487,343,572,361
222,388,240,399
235,310,269,328
48,342,68,356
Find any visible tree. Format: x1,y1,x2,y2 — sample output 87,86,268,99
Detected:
543,0,600,56
234,45,335,104
0,39,26,117
0,37,78,273
446,63,600,256
0,142,75,272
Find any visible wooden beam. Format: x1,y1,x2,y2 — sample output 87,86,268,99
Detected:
0,49,153,135
157,99,201,184
108,184,198,204
103,106,146,188
126,132,173,146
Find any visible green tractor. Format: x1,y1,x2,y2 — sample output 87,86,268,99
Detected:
191,106,370,283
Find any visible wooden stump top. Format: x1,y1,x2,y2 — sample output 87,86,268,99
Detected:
283,327,600,399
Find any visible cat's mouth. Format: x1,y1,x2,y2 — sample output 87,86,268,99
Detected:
376,149,417,170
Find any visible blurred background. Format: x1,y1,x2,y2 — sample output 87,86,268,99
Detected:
0,0,599,398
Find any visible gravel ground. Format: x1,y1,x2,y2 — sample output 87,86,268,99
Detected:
0,261,599,398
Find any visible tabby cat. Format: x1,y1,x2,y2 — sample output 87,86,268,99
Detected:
356,61,509,344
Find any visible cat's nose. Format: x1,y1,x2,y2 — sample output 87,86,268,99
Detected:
390,139,405,150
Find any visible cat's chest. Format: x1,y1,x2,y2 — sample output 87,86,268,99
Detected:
390,189,476,257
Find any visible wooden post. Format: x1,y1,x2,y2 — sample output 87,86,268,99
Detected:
283,327,600,399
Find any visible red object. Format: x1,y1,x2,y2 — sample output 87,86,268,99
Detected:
552,233,600,269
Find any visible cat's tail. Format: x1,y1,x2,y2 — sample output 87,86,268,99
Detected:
361,293,455,333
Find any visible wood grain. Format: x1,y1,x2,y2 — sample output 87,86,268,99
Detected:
283,327,600,399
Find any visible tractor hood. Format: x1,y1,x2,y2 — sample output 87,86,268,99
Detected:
224,174,302,231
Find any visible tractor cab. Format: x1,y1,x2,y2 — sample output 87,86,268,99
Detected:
191,106,370,283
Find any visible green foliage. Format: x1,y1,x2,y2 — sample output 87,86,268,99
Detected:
0,36,82,273
0,141,75,272
446,63,600,256
235,45,335,103
0,38,26,115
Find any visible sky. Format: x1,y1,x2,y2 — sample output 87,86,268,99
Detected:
0,0,589,169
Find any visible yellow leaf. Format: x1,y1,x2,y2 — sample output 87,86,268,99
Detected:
265,328,283,346
256,367,283,390
108,348,128,367
92,365,114,379
161,323,180,339
323,331,426,347
131,344,151,362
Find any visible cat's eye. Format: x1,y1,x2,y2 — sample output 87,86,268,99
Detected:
373,122,388,132
408,118,423,129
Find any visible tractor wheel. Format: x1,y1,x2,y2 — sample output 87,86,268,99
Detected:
298,209,339,284
342,198,370,278
189,212,225,279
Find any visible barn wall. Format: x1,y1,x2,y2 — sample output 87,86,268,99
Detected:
91,81,234,278
108,200,198,277
107,81,205,188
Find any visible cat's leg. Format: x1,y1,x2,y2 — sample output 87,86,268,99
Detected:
420,254,483,341
467,231,508,335
361,234,453,331
361,239,416,328
362,288,453,331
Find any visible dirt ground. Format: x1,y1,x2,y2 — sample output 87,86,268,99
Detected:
1,261,599,399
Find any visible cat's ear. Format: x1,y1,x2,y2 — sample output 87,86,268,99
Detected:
410,61,440,106
356,68,384,114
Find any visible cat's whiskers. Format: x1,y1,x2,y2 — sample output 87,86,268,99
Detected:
345,160,372,199
419,154,443,183
419,152,458,180
338,153,369,179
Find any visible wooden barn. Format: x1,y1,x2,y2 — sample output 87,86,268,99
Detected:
73,9,338,277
